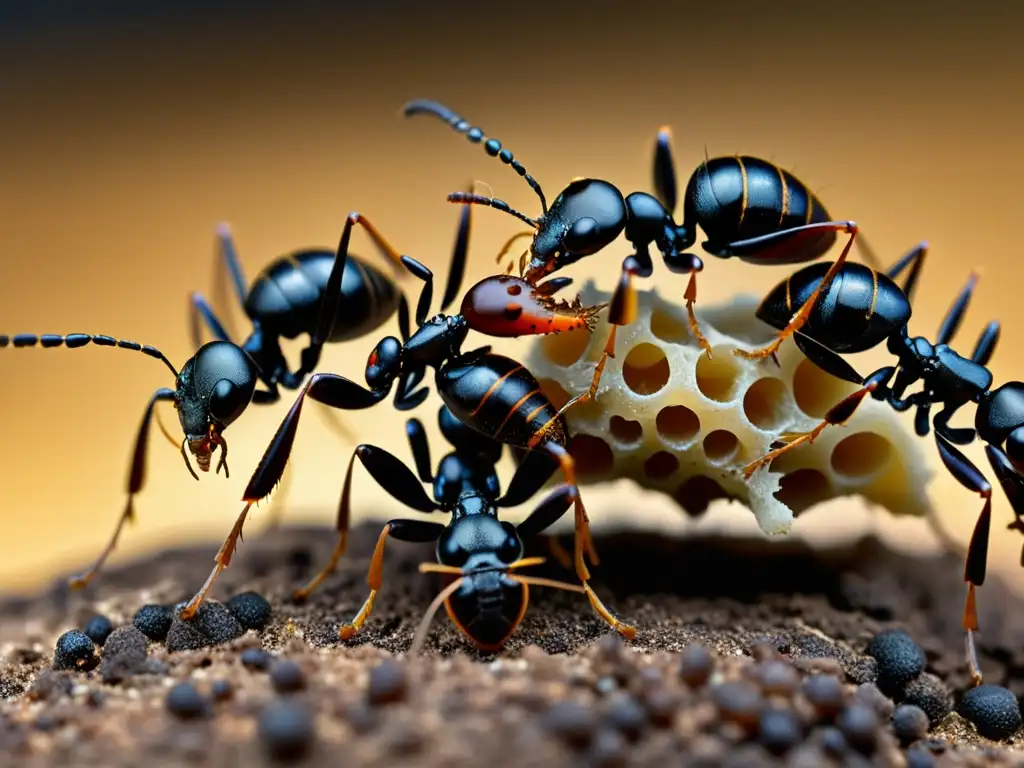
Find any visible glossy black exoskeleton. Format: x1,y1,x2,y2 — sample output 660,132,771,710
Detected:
289,404,593,652
0,333,259,588
402,98,859,390
179,211,633,644
743,242,1017,687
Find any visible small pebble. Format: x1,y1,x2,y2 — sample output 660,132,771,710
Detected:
82,615,114,647
53,630,98,671
543,699,596,749
132,605,173,642
865,629,926,697
803,674,845,718
166,601,245,651
227,591,273,631
603,694,648,741
99,626,149,684
259,700,315,762
165,682,207,720
853,683,894,721
367,659,407,706
907,747,938,767
679,643,713,688
756,660,800,697
270,660,306,694
892,704,930,745
711,681,764,730
818,725,847,757
837,703,879,755
759,707,802,755
241,648,273,672
958,684,1022,741
588,728,628,767
642,687,680,728
903,673,952,728
211,679,233,702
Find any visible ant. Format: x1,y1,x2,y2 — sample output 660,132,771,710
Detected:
177,206,632,644
0,206,468,590
741,242,1014,686
291,403,592,653
403,98,860,414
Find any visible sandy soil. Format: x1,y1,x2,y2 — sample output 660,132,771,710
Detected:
1,521,1024,767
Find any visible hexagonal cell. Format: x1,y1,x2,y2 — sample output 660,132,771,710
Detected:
537,326,592,366
743,377,789,430
609,415,643,445
656,405,700,444
622,343,670,395
792,358,858,419
644,451,679,480
568,434,614,481
650,305,690,344
673,475,730,517
702,430,739,465
537,378,572,411
830,432,893,479
773,468,831,516
695,350,744,402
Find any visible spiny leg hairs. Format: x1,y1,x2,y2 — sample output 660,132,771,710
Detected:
1,520,1024,766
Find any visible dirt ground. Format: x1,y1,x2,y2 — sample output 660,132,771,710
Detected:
2,521,1024,767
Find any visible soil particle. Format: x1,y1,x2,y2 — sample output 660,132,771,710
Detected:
0,523,1023,766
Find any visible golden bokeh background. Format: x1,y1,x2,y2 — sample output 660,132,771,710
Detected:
1,1,1022,595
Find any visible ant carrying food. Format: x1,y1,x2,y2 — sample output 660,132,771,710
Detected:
742,242,1014,686
403,98,860,417
292,403,593,653
177,199,633,644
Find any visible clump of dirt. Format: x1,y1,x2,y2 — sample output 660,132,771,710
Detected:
1,521,1023,767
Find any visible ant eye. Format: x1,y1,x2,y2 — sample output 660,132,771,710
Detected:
437,531,470,567
561,217,600,255
208,378,249,426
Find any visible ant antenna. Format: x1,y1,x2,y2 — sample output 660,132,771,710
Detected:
0,334,179,377
403,99,548,214
409,575,465,655
447,192,538,229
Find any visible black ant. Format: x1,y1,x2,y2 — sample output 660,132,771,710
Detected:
403,98,860,412
177,210,630,643
0,206,469,590
291,403,592,653
741,242,1014,686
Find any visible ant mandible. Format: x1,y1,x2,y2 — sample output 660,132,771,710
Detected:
403,98,859,412
742,242,1014,687
291,403,591,653
177,200,630,643
0,205,468,590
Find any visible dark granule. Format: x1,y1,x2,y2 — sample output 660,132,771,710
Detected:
853,682,894,720
866,629,926,697
679,642,714,688
269,659,306,693
758,707,802,755
602,693,648,741
166,601,245,651
836,703,879,755
132,604,174,642
165,682,208,720
367,659,407,706
903,673,953,728
99,626,149,684
53,630,98,671
755,659,800,696
802,674,845,718
211,679,233,702
241,648,273,671
258,700,315,762
82,615,114,646
226,591,273,630
543,699,597,749
711,681,764,731
958,684,1022,741
892,703,930,745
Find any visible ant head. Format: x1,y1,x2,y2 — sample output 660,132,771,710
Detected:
461,275,604,338
438,405,503,464
404,314,469,368
435,515,527,651
365,336,403,391
176,341,256,471
530,179,627,271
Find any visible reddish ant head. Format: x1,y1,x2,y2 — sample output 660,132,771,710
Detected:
460,275,605,338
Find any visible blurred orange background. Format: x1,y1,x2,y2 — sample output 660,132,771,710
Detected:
1,1,1022,594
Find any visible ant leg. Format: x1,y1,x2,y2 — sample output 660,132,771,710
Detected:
179,501,253,619
652,126,677,214
515,483,579,571
934,401,975,445
262,461,293,531
406,417,434,483
440,192,473,312
937,272,979,346
743,367,894,478
339,519,445,640
985,444,1024,564
972,321,1001,367
935,434,993,687
294,443,438,601
209,223,248,341
68,388,178,589
188,292,234,350
884,241,929,303
733,222,858,361
539,442,636,640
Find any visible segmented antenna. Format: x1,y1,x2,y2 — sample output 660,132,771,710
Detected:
0,334,179,376
403,99,548,214
447,192,538,229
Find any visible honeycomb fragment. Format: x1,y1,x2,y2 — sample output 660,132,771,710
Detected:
525,282,934,535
